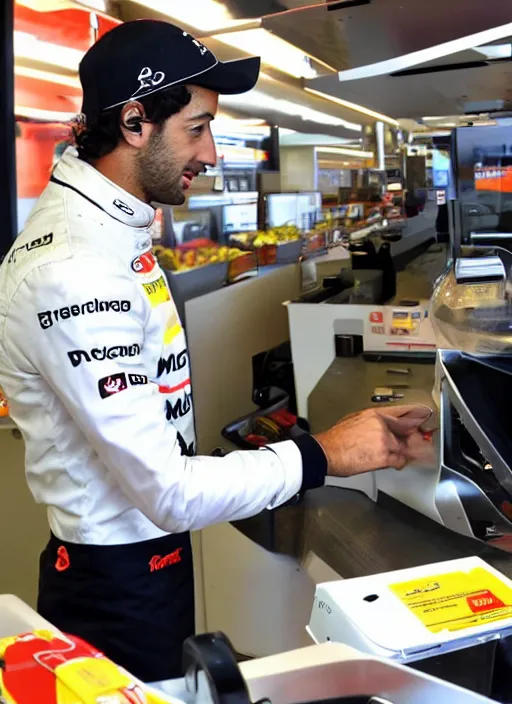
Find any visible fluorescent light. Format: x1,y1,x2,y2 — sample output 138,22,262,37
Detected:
14,31,83,71
14,65,81,88
135,0,334,80
133,0,243,32
15,105,75,122
211,28,319,79
305,87,399,127
215,116,267,126
337,21,512,81
220,90,362,131
316,146,373,159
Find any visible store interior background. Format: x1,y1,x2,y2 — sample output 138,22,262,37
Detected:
3,0,512,660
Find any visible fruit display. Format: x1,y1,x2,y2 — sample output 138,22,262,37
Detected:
153,244,246,272
0,629,168,703
230,224,301,249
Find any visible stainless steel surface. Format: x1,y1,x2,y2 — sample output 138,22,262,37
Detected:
440,351,512,498
436,350,512,552
264,356,512,579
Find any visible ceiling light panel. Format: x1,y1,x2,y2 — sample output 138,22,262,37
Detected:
316,146,373,158
220,90,362,131
212,28,320,79
132,0,244,32
305,87,399,127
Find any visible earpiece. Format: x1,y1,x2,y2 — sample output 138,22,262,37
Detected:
124,118,143,135
122,102,147,136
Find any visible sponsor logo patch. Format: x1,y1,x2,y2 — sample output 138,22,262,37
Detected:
149,547,182,573
99,373,128,399
129,373,148,386
166,394,192,420
142,276,170,308
98,372,149,399
157,350,187,376
131,251,157,275
177,431,195,457
55,546,70,572
113,199,135,216
38,299,131,330
68,344,140,368
8,233,53,264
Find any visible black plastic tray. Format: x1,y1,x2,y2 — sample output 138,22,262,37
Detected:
221,386,309,450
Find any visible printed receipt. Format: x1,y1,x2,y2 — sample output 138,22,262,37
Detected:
389,567,512,633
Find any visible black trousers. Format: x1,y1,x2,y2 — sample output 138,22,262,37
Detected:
37,532,194,683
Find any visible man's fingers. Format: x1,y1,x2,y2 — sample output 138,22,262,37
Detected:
377,404,433,422
379,405,433,437
388,450,407,470
385,431,402,455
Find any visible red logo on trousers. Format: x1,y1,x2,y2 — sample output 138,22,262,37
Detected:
55,546,70,572
149,547,183,572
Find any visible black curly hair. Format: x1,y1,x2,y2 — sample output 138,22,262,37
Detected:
73,85,192,162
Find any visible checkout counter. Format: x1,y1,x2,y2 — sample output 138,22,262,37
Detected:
0,589,506,703
198,123,512,704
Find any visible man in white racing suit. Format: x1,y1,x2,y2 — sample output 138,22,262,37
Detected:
0,19,431,684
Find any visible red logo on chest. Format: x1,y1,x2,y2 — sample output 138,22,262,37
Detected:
132,251,157,274
149,547,183,572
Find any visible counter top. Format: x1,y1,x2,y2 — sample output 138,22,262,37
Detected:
236,355,512,579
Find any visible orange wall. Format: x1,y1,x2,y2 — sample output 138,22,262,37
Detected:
16,122,71,199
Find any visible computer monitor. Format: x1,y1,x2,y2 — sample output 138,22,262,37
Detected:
171,209,211,245
266,192,322,228
222,203,258,234
297,192,322,229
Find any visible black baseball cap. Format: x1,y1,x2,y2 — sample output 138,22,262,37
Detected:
79,19,261,123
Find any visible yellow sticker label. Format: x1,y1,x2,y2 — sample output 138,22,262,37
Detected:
142,276,170,308
389,567,512,633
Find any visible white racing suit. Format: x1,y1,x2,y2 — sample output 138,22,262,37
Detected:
0,149,326,681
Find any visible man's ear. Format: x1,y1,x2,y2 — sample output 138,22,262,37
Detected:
119,101,151,147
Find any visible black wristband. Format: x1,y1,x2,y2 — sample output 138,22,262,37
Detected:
293,434,328,492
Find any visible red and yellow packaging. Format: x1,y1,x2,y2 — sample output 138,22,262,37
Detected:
0,630,169,703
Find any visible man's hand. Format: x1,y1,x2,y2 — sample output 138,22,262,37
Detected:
314,405,433,477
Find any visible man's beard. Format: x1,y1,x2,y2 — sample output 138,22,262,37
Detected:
137,126,185,206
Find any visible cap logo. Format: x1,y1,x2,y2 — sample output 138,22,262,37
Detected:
193,39,208,56
132,66,166,98
183,31,208,57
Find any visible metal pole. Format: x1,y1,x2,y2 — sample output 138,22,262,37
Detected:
0,0,17,258
376,120,385,171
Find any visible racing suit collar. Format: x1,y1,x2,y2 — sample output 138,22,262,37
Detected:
52,147,156,229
